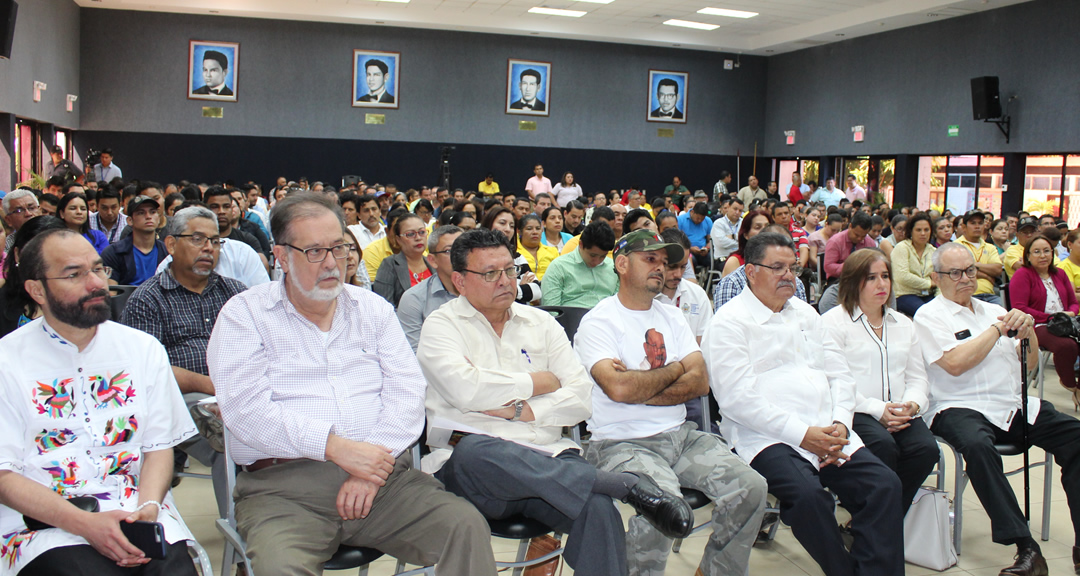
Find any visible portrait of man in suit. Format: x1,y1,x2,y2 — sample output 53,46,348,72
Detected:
506,60,551,117
188,41,239,102
647,70,688,124
358,59,395,104
353,50,400,109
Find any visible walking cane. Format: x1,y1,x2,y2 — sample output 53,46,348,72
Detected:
1013,328,1031,522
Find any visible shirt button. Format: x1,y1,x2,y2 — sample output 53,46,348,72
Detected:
86,450,91,455
85,418,90,422
78,368,83,373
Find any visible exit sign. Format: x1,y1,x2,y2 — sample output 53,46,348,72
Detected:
948,125,960,137
784,130,795,146
852,125,865,142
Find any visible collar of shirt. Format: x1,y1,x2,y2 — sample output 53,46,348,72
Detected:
739,285,792,325
449,294,539,329
41,318,81,352
849,304,901,326
161,266,221,293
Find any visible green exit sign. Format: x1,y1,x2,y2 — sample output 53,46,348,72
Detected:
948,125,959,137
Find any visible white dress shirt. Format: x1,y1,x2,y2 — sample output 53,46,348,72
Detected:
701,287,863,468
710,216,741,260
914,295,1039,428
0,320,197,573
348,223,386,250
156,238,269,288
821,305,929,420
416,297,591,472
655,278,713,340
207,282,426,465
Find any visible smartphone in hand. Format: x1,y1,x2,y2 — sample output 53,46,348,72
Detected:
120,521,167,559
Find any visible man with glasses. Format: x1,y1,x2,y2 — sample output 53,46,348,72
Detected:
915,242,1080,576
0,229,201,575
121,206,245,515
207,193,496,575
397,225,462,352
417,228,692,576
713,224,808,311
703,231,904,576
2,189,41,250
575,228,764,576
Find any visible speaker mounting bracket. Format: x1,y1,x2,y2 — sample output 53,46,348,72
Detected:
983,116,1010,144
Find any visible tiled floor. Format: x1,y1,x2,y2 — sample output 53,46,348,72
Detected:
174,365,1080,575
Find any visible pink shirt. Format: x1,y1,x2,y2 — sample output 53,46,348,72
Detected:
525,176,553,199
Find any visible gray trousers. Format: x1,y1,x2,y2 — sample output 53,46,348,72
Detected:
235,456,496,576
586,422,767,576
435,434,627,576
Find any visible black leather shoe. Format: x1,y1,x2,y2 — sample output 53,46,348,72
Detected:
999,547,1048,576
622,474,693,539
1072,545,1080,575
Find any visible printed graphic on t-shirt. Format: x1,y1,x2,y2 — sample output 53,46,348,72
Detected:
641,328,668,370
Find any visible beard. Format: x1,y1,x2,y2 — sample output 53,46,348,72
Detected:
46,286,111,329
287,253,343,302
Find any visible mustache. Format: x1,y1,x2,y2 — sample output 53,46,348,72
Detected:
776,280,795,290
80,289,109,306
318,268,342,282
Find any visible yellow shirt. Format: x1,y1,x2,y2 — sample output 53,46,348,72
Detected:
478,181,500,196
560,235,613,259
1059,258,1080,291
362,237,395,282
517,242,560,280
956,237,1002,295
1004,243,1059,278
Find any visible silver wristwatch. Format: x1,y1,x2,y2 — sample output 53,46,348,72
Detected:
511,400,525,421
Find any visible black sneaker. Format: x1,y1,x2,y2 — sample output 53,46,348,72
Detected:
622,474,693,539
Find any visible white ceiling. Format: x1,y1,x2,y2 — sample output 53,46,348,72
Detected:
76,0,1034,54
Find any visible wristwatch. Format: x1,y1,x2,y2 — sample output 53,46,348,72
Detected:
511,400,525,421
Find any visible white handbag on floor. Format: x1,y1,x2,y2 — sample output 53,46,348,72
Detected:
903,488,957,570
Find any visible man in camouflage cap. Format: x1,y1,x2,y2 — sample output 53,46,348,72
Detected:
574,229,767,576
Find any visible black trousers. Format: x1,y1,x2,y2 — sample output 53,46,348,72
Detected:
852,413,940,515
750,444,904,576
19,541,196,576
931,400,1080,546
435,434,627,576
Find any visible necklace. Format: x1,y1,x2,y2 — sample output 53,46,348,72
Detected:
867,316,884,330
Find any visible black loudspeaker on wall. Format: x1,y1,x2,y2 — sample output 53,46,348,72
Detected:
971,76,1002,121
0,0,16,60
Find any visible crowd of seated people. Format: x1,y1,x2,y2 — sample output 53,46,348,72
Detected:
4,167,1080,576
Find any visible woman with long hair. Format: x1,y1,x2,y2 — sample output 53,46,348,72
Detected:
373,213,433,307
552,171,583,208
1010,234,1080,407
891,213,936,317
482,206,542,303
822,249,937,515
0,216,68,337
57,192,109,253
721,210,772,277
343,227,371,290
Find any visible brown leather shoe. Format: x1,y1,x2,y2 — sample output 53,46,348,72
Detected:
1072,545,1080,575
999,547,1048,576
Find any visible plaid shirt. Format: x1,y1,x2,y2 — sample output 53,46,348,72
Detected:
121,268,246,375
713,265,807,312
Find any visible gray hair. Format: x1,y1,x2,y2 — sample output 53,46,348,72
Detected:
164,206,217,238
2,189,37,213
744,231,795,265
931,242,972,271
270,192,345,246
428,225,463,253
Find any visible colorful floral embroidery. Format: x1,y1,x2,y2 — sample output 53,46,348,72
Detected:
102,415,138,446
1,530,36,569
43,457,83,496
102,451,140,499
32,378,75,419
89,371,135,410
34,428,77,454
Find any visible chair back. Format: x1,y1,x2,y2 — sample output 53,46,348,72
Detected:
109,285,138,321
537,306,591,344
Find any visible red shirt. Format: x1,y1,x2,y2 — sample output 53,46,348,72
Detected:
409,268,432,287
788,185,804,204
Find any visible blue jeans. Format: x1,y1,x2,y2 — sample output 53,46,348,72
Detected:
896,294,934,317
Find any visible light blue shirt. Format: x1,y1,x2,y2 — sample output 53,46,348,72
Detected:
809,187,845,208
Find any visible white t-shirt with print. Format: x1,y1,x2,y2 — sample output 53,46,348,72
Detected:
575,295,700,441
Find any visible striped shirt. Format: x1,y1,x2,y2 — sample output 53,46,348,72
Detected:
207,281,425,464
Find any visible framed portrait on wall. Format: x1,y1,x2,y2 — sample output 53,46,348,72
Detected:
647,70,688,123
188,40,239,102
353,50,400,109
506,59,551,117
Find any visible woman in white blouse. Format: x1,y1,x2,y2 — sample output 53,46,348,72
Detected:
822,248,939,515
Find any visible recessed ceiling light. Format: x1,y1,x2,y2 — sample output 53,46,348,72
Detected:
696,7,757,18
663,19,719,30
529,6,586,16
573,0,615,4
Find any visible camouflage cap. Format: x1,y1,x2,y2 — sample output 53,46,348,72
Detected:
615,229,685,263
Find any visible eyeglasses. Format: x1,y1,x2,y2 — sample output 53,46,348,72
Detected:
462,266,519,282
174,233,225,248
431,249,452,256
344,244,359,253
39,265,112,283
282,243,350,263
749,261,803,277
935,265,978,281
398,229,429,240
9,205,40,216
1029,249,1054,257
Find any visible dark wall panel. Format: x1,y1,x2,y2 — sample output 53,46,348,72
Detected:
0,0,80,129
73,130,746,196
764,0,1080,157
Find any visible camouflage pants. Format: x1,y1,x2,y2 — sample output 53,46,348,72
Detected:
586,422,767,576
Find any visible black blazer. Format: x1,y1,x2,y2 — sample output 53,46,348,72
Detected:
192,85,234,96
358,92,395,104
510,99,546,111
373,252,433,308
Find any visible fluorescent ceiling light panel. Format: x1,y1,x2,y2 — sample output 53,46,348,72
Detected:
529,7,587,16
573,0,615,4
663,19,719,30
371,0,411,3
696,7,757,18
